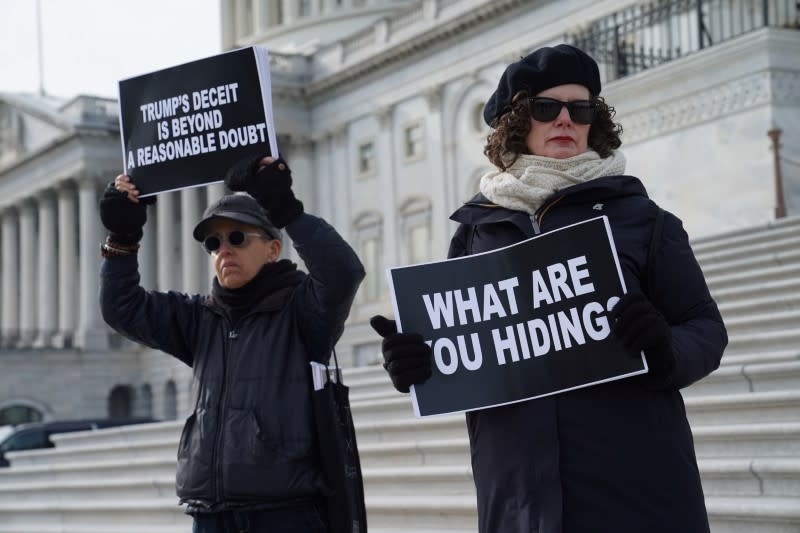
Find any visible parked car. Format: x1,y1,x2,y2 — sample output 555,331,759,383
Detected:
0,425,14,444
0,418,156,467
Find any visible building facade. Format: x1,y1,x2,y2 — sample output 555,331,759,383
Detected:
1,0,798,425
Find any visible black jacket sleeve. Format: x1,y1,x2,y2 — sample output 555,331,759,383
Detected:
286,212,366,363
647,211,728,390
99,254,202,367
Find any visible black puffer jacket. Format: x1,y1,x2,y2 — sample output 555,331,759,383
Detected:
100,212,365,506
449,175,727,533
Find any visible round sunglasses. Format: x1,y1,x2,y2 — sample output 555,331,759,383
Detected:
528,97,597,125
202,230,268,254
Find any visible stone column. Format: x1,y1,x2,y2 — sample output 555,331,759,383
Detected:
139,204,157,291
281,0,297,23
181,188,205,294
206,182,227,206
426,84,450,259
202,183,227,289
55,183,78,348
34,190,58,348
77,178,107,350
331,126,351,240
1,208,20,347
376,106,398,270
255,0,273,30
157,192,177,291
18,199,37,347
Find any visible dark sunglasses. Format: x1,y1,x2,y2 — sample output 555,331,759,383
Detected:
202,230,268,254
528,97,597,125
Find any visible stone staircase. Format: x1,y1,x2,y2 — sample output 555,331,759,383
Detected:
1,217,800,532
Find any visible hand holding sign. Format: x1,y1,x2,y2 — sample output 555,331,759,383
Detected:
225,156,304,228
370,315,433,393
99,177,156,245
610,292,674,378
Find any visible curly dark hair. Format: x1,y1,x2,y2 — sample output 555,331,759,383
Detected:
484,91,623,170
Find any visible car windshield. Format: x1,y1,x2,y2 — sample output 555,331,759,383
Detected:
0,426,14,444
0,430,49,453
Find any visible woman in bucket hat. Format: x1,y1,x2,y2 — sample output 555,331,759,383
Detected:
371,44,727,532
99,157,365,532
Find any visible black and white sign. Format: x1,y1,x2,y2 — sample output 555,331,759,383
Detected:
118,46,278,196
387,216,647,417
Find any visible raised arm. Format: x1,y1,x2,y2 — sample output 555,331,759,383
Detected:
98,177,201,366
225,156,365,361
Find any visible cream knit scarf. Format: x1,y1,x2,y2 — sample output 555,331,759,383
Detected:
479,150,627,215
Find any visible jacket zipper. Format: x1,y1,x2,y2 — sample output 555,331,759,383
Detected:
211,323,237,502
533,195,566,234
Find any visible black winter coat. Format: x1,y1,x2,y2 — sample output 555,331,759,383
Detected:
448,175,727,533
100,213,365,507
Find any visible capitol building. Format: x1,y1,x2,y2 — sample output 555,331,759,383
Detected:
0,0,797,425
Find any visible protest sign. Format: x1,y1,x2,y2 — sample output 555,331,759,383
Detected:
387,216,647,417
118,46,278,196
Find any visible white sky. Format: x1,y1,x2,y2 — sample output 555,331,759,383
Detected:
0,0,222,100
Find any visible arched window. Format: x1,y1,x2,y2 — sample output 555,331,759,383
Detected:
399,197,432,265
136,384,153,419
353,212,384,302
164,380,178,420
0,404,44,425
107,385,134,420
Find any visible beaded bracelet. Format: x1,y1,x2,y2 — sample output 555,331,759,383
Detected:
100,237,140,258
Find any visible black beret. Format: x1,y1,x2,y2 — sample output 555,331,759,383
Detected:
483,44,601,126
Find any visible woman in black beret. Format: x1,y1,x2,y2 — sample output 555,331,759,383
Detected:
371,44,727,532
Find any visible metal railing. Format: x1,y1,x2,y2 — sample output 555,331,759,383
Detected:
567,0,799,81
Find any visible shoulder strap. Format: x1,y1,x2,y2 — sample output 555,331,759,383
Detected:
646,208,665,297
465,224,476,256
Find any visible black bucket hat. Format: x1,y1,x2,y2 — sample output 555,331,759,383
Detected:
193,193,281,242
483,44,601,127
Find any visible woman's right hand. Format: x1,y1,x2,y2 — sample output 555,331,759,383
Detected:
99,175,154,245
370,315,433,393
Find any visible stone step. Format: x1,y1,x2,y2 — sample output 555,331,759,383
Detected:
725,328,800,356
693,422,800,458
683,360,800,397
0,455,176,483
354,414,467,444
721,350,800,366
47,420,182,450
691,216,800,251
359,438,470,468
722,309,800,336
0,500,188,527
699,458,800,498
365,495,477,531
717,291,800,319
0,527,185,533
705,263,800,293
700,246,800,279
2,437,176,468
698,236,800,275
363,464,475,497
712,274,800,301
706,496,800,533
0,476,175,504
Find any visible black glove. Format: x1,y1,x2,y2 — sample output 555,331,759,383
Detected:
224,156,304,228
99,182,155,245
370,315,433,393
610,292,674,378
